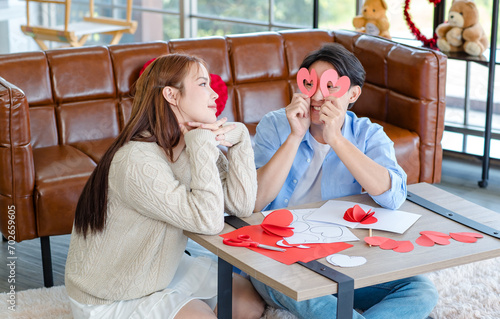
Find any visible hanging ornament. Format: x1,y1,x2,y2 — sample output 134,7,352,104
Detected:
403,0,442,49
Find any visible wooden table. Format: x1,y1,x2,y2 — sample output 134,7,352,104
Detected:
185,183,500,319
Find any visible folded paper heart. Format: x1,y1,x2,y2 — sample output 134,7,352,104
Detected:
344,205,378,224
415,231,451,247
261,209,294,237
326,253,367,267
449,232,483,243
364,236,414,253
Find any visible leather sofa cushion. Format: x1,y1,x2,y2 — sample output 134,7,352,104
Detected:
371,119,420,184
32,145,97,236
71,137,115,162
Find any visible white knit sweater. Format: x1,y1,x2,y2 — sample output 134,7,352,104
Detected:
65,123,257,305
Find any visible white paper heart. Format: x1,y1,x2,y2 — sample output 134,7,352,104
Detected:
326,253,367,268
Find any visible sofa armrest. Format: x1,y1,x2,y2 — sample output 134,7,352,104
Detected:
0,77,37,241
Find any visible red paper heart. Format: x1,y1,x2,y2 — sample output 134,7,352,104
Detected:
261,209,294,237
343,205,378,224
363,236,414,253
319,69,351,98
450,232,483,243
393,240,414,253
416,231,451,246
297,68,318,97
379,239,399,250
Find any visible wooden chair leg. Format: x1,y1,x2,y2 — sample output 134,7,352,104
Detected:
34,38,49,50
40,236,54,288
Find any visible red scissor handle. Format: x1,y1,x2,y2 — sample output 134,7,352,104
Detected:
223,235,259,248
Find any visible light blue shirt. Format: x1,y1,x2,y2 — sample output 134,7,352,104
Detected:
253,108,407,211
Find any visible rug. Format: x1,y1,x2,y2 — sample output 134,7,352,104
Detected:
1,257,499,319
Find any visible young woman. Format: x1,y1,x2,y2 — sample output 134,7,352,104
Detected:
65,54,265,319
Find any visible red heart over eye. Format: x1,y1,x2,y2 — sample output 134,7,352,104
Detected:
261,209,294,237
297,68,318,97
319,69,351,98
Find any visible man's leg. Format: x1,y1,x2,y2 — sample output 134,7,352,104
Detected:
250,277,365,319
353,275,438,319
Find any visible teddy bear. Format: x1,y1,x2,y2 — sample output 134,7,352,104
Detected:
352,0,391,39
436,0,488,56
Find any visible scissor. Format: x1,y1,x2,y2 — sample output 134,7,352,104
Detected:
223,235,286,252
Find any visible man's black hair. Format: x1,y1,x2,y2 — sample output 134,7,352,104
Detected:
300,43,366,108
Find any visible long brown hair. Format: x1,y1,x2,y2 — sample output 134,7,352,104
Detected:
74,53,205,238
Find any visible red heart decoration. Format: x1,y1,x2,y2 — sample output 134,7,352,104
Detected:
403,0,441,49
319,69,351,98
296,68,318,97
416,231,451,246
379,238,399,250
393,241,414,253
343,205,377,224
261,209,294,237
450,232,483,243
364,236,414,253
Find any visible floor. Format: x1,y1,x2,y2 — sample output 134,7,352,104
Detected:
1,153,499,293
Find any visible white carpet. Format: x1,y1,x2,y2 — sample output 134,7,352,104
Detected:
1,257,499,319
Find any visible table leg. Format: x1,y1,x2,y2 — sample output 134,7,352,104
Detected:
298,260,354,319
217,257,232,319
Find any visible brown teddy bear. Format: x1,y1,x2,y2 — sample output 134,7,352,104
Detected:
436,0,488,56
353,0,391,39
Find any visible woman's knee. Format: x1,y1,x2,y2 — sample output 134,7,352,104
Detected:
232,274,266,319
175,299,216,319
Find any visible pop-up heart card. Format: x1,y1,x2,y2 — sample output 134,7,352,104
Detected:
343,205,378,224
261,209,294,237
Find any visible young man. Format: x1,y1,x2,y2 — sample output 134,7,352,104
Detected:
251,43,438,319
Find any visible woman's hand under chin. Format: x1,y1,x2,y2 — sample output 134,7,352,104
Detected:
184,117,236,147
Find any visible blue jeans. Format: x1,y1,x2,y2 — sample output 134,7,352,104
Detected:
250,275,438,319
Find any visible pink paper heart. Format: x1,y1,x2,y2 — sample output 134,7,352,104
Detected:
416,231,451,246
393,240,414,253
296,68,318,97
319,69,351,98
379,238,399,250
261,209,294,237
364,236,390,246
450,232,483,243
363,236,414,253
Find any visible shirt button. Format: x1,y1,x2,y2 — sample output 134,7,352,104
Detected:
284,199,289,203
307,158,311,163
293,179,297,183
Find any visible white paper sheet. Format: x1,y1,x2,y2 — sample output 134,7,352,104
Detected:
262,208,359,244
307,200,421,234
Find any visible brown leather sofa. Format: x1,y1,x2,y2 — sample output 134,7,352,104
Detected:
0,29,446,287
